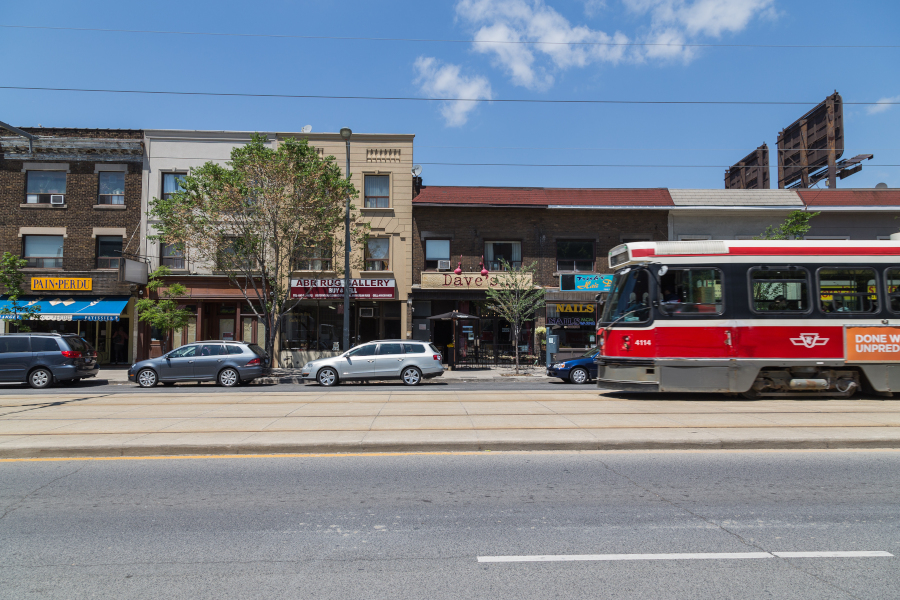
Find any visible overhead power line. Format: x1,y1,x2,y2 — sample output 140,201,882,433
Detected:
417,162,900,168
2,24,898,49
1,85,897,106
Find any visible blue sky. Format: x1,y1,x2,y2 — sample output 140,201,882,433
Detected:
2,0,899,189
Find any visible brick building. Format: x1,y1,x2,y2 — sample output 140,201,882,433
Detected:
411,186,671,363
0,127,143,364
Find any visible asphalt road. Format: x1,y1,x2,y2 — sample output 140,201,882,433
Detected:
1,450,898,599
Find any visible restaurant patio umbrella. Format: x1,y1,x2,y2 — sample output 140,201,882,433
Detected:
427,311,479,368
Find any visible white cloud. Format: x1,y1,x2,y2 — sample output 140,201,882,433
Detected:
623,0,775,60
868,95,900,115
457,0,629,90
414,57,493,126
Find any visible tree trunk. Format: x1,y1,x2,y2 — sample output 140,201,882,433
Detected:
513,323,520,375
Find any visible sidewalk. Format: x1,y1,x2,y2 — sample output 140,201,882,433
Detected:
1,388,899,458
97,366,551,385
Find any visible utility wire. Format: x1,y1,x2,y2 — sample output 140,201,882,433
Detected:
1,24,898,49
1,85,897,106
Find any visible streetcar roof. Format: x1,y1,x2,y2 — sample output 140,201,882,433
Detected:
609,239,900,269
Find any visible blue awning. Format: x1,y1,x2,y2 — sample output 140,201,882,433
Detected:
0,296,130,321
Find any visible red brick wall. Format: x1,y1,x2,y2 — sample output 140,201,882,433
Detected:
412,206,669,286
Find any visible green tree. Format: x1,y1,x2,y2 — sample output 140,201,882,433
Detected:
755,210,821,240
0,252,41,331
149,134,364,365
485,260,545,374
135,266,193,355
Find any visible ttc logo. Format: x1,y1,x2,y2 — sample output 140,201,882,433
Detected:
790,333,829,348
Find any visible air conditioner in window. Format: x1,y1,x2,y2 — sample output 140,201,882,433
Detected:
437,260,451,271
50,195,65,205
360,308,374,318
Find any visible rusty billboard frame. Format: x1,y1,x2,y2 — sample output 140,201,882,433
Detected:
725,143,770,189
777,92,842,189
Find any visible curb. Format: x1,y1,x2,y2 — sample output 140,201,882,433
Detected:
4,437,900,459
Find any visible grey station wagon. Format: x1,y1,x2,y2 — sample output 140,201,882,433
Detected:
300,340,444,386
128,341,268,387
0,333,99,389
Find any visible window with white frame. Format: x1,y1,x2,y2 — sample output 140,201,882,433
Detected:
424,239,450,270
26,171,66,204
365,238,390,271
364,175,390,208
485,241,521,270
162,173,187,200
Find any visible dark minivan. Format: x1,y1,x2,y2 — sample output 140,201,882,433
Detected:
0,333,99,389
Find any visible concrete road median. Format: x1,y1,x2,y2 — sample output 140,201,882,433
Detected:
1,388,899,458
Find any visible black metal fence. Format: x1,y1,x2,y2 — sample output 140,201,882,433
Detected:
437,344,545,368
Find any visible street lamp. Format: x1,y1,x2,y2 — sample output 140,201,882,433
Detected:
340,128,352,351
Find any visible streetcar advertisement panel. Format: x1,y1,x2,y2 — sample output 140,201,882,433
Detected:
845,325,900,363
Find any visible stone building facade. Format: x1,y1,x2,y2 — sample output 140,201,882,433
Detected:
0,127,144,363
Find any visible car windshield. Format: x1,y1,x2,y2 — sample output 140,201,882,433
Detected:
601,268,651,324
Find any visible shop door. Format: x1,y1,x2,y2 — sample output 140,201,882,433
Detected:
219,318,235,342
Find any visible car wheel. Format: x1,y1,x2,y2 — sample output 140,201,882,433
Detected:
218,368,240,387
28,368,53,389
569,368,589,384
318,368,339,387
402,366,422,386
137,368,158,388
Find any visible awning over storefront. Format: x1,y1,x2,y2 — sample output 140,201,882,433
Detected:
0,296,130,321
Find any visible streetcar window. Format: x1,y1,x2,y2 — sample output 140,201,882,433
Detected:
601,269,651,323
658,268,723,315
817,268,878,313
750,268,810,313
885,268,900,313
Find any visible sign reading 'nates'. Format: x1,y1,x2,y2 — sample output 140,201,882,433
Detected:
290,278,395,300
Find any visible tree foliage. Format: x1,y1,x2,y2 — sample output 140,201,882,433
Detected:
135,266,193,355
149,134,364,365
485,260,545,374
755,210,821,240
0,252,41,331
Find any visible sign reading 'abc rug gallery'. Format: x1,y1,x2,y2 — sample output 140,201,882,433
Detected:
290,278,395,299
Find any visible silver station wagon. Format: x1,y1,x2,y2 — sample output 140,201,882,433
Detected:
301,340,444,386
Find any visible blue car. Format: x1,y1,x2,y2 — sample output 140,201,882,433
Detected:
546,348,599,384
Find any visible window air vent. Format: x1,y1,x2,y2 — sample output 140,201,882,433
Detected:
437,260,451,271
50,195,65,205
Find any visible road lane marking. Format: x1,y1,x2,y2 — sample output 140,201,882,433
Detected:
477,551,893,563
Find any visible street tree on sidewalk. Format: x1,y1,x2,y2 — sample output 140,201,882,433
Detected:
136,266,193,355
485,260,545,375
0,252,41,331
149,134,364,366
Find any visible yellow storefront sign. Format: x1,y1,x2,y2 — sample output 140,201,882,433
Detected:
31,277,92,292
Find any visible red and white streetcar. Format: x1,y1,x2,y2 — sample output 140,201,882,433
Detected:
596,240,900,398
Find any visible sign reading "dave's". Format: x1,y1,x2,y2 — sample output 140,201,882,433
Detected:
420,272,533,290
31,278,92,292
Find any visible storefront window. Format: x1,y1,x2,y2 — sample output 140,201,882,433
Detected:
282,301,347,351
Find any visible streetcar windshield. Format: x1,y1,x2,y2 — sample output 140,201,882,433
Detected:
601,268,651,324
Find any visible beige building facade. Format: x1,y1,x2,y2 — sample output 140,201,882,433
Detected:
139,129,415,367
